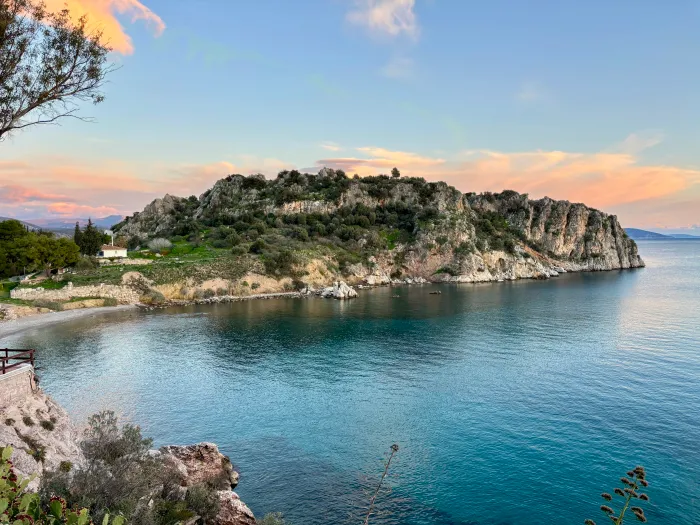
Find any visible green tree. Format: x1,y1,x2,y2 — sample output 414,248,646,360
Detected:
0,0,115,141
79,219,102,256
73,221,83,247
0,219,28,241
391,167,401,178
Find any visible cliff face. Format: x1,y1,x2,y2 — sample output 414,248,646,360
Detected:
115,170,643,287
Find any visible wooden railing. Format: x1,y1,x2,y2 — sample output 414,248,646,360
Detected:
1,349,35,374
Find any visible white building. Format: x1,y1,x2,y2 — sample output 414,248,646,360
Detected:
98,245,127,258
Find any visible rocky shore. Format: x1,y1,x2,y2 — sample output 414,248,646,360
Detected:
0,382,257,525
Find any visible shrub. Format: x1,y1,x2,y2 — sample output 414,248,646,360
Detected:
5,418,15,426
23,415,34,426
59,461,73,473
258,513,288,525
1,446,122,525
148,238,172,254
75,256,98,271
40,420,55,431
103,297,118,307
140,290,166,305
249,239,266,254
251,283,260,290
231,246,247,256
185,484,220,522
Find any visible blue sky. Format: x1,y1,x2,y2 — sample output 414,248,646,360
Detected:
1,0,698,231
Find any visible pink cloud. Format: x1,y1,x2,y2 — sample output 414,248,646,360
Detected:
43,0,165,54
0,185,74,204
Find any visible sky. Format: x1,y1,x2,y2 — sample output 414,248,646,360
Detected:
1,0,699,232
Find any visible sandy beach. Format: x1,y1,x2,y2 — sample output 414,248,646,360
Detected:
0,305,138,339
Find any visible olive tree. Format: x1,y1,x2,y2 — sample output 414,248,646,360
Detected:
0,0,115,140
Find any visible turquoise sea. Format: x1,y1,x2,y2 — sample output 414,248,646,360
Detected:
2,240,699,524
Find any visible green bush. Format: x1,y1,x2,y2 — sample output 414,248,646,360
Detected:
139,290,166,305
40,420,55,431
23,416,34,426
1,446,124,525
257,513,288,525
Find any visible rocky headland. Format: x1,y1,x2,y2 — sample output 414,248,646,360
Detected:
3,170,644,319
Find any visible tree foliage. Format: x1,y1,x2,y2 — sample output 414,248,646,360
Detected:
73,219,105,256
0,0,115,140
0,219,79,277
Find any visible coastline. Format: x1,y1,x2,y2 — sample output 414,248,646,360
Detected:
1,263,647,338
0,304,137,339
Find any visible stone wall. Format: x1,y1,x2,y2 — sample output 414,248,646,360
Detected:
0,365,36,409
11,283,140,303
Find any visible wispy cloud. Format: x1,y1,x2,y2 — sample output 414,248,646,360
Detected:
614,130,664,155
320,142,343,152
347,0,419,39
315,139,700,227
380,56,414,79
44,0,165,54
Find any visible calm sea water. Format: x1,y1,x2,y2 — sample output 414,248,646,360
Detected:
2,241,699,525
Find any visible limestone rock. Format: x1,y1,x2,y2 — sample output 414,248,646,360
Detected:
159,442,239,490
0,389,84,491
214,491,256,525
321,281,357,299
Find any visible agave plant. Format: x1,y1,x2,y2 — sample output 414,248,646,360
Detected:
585,466,650,524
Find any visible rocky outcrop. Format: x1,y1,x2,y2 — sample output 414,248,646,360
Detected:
117,194,187,240
214,491,257,525
159,443,239,490
153,443,255,525
1,383,257,524
115,170,644,288
320,281,358,299
0,385,84,491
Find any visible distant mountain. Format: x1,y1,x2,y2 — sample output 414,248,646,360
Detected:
0,216,41,231
627,228,700,240
26,215,124,230
626,228,671,240
668,233,700,239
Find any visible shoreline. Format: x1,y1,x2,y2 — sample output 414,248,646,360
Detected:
0,304,137,339
1,265,646,338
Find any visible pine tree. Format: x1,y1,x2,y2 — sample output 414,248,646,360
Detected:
391,167,401,178
74,221,83,250
80,219,102,256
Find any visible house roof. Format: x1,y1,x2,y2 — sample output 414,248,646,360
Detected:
101,245,126,251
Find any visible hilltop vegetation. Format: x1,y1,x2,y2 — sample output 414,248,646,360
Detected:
112,167,642,288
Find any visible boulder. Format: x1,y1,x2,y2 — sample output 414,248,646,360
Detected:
214,491,256,525
160,442,239,490
320,281,358,299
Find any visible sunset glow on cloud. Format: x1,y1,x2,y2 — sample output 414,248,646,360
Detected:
0,2,697,232
44,0,165,54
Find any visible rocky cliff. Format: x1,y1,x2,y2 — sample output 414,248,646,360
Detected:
114,169,643,287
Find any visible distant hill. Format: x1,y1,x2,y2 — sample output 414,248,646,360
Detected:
668,233,700,239
23,215,124,230
627,228,700,240
626,228,671,240
0,216,41,231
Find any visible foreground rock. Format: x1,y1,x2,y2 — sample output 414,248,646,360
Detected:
158,443,256,524
215,491,257,525
1,378,256,524
160,442,240,490
0,386,84,491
